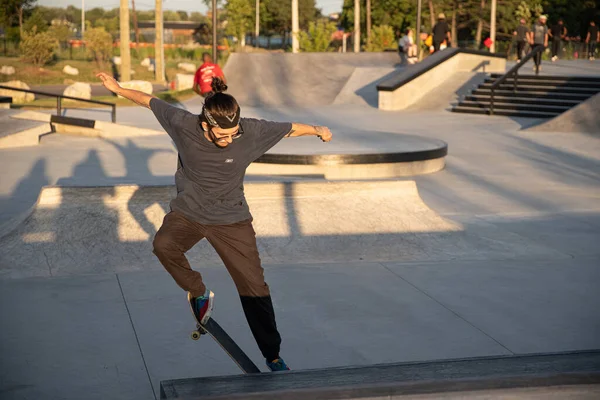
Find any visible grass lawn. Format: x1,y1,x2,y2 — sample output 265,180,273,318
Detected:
0,56,207,86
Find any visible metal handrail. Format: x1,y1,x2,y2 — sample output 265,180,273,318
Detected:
0,85,117,122
489,45,545,115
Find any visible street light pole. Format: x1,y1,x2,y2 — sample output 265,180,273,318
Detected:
292,0,299,53
255,0,259,47
212,0,217,61
81,0,85,37
155,0,165,83
354,0,360,52
120,0,131,82
416,0,422,56
490,0,497,52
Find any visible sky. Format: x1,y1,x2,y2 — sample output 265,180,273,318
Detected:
37,0,345,16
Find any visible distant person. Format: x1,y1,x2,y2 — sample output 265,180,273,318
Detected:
193,53,226,97
513,18,530,62
528,15,549,71
549,19,567,61
586,21,599,61
399,28,418,64
432,13,451,53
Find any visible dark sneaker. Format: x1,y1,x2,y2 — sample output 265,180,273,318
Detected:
187,290,214,325
266,358,290,372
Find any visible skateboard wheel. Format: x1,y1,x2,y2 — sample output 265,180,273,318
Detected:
191,330,201,340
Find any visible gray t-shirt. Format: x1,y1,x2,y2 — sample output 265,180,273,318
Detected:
532,22,548,44
149,98,292,225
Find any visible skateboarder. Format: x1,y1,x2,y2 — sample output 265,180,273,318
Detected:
528,15,549,72
97,72,332,372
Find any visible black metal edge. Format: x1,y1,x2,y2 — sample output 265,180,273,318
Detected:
158,350,600,399
376,48,505,92
188,372,600,400
254,144,448,166
50,115,96,129
0,96,12,103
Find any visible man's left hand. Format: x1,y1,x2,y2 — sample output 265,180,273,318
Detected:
315,126,332,142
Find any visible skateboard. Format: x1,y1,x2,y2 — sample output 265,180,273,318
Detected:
187,293,261,374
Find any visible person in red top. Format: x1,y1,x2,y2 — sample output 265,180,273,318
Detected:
193,53,226,97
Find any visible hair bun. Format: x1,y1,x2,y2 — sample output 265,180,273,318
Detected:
211,77,228,93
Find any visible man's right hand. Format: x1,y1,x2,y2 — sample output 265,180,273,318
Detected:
96,72,121,94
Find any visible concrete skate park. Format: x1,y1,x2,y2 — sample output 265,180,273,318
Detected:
1,51,600,399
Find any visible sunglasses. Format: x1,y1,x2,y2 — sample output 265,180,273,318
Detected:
209,124,244,142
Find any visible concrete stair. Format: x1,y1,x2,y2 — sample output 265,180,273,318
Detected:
452,74,600,119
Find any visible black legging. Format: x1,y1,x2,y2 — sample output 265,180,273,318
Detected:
517,41,527,59
532,44,545,67
551,38,561,57
589,41,598,58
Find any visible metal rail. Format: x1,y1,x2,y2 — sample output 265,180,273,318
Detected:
489,45,545,115
0,85,117,122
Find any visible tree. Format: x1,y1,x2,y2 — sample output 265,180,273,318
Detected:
23,8,48,33
298,20,337,51
225,0,254,47
260,0,319,35
516,0,543,21
48,23,72,47
85,27,113,67
340,0,415,39
0,0,37,38
365,24,395,51
20,27,58,65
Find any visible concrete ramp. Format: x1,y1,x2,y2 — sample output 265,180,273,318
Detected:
223,53,400,106
0,181,563,279
526,92,600,134
333,67,398,107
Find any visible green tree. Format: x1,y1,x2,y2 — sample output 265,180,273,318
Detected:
365,24,395,51
190,12,208,23
85,27,113,67
48,23,72,46
20,27,58,65
0,0,37,38
261,0,320,35
94,17,119,36
23,8,48,33
298,20,337,51
163,10,182,21
340,0,416,38
225,0,254,47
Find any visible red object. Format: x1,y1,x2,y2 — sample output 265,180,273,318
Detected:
484,37,493,48
194,62,225,94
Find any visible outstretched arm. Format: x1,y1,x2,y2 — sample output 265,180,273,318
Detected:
96,72,155,109
286,123,332,142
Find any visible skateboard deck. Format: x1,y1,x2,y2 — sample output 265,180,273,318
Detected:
187,293,261,374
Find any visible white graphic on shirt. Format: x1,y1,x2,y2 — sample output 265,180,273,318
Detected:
225,159,234,163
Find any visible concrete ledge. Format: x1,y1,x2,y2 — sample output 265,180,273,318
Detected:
159,350,600,400
0,124,51,148
10,110,164,139
250,132,447,179
377,49,506,110
247,157,446,179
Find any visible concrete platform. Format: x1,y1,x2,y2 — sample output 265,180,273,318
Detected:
160,350,600,399
251,130,447,179
0,109,50,148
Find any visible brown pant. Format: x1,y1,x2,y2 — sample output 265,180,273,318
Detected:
152,210,281,361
